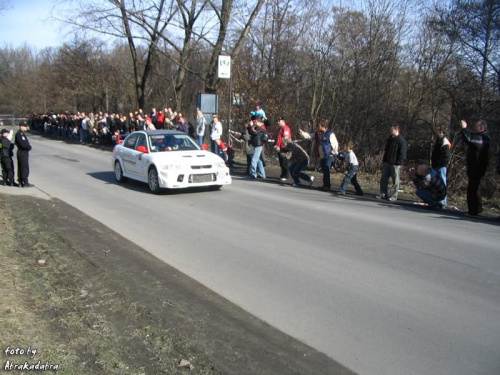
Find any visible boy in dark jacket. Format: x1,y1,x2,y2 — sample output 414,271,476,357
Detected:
378,125,407,201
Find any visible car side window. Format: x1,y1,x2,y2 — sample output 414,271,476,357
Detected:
124,134,138,149
136,134,147,150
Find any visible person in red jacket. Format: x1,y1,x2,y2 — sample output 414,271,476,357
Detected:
156,110,165,129
274,116,292,180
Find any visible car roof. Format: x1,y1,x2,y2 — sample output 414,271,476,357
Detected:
127,130,188,137
132,130,186,136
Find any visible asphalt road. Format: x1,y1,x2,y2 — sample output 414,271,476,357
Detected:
10,135,500,375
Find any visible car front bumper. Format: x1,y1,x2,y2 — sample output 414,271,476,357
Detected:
157,168,232,189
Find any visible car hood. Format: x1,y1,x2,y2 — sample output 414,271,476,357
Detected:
150,150,225,164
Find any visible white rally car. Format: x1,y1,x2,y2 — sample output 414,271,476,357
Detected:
111,130,231,194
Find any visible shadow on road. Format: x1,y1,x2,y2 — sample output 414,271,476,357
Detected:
86,171,226,196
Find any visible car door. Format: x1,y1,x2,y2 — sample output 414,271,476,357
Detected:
121,133,139,174
133,133,150,178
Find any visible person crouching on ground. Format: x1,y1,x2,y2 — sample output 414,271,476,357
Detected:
277,138,314,187
410,164,446,209
337,141,363,196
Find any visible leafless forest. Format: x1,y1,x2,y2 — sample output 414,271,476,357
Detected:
1,0,499,194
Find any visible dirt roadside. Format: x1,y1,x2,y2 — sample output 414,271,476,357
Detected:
0,193,355,375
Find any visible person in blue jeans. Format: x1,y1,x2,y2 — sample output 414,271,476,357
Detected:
299,119,338,191
337,141,363,195
431,127,451,206
277,138,314,187
247,116,268,179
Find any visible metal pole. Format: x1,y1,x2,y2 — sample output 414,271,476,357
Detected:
106,87,109,112
228,74,232,146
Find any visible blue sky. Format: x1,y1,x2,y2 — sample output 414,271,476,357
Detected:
0,0,64,49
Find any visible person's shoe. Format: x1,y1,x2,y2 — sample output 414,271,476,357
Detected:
376,194,386,200
24,183,35,188
307,176,315,187
336,191,345,195
292,182,301,187
320,186,330,192
280,177,288,181
388,196,397,202
467,212,480,216
355,191,364,196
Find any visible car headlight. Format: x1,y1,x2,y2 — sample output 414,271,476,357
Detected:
214,161,226,168
163,163,182,170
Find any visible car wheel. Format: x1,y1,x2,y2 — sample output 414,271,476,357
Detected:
114,161,127,182
148,167,161,194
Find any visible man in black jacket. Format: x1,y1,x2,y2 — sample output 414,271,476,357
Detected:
15,121,34,188
1,129,16,186
377,125,407,201
431,127,451,206
460,119,490,216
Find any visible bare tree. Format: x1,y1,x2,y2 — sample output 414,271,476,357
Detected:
56,0,179,109
431,0,500,113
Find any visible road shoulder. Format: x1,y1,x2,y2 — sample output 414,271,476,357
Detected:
0,193,355,375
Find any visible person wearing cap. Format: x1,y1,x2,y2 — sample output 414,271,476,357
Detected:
251,104,266,120
274,116,292,181
15,121,34,188
1,128,16,186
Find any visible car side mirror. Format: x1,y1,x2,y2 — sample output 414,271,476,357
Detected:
137,145,149,153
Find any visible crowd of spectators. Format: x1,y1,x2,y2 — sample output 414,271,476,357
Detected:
23,105,498,216
27,108,193,146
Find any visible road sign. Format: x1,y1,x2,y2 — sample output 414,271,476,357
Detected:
218,55,231,79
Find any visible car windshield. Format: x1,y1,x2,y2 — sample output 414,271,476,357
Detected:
149,134,201,152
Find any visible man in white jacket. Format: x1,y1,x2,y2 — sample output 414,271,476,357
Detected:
210,114,223,154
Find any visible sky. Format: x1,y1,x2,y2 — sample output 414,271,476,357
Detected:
0,0,65,49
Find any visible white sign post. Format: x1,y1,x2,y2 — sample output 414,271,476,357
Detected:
218,55,232,143
218,55,231,79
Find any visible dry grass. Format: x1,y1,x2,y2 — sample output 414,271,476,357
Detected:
0,196,223,374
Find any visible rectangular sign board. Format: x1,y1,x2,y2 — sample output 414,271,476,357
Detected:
218,55,231,79
196,93,219,114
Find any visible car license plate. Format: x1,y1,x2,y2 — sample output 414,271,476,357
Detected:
191,174,213,183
